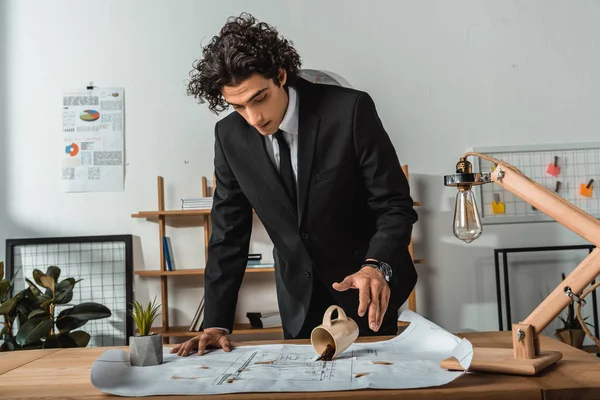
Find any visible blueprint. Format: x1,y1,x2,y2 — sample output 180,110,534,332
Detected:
90,311,473,396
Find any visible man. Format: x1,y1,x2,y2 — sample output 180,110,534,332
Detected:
171,13,418,357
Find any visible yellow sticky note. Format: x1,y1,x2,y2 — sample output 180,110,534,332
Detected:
492,201,505,214
492,193,505,214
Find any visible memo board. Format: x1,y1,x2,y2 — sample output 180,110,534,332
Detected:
5,235,133,347
471,142,600,224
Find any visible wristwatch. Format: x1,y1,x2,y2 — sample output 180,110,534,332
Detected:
361,260,392,282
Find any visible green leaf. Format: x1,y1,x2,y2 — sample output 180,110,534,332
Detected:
28,309,49,319
15,317,53,346
56,302,112,321
129,296,161,336
0,296,20,314
46,266,61,282
32,269,46,287
55,316,88,333
43,333,78,348
40,297,55,309
54,278,76,305
0,261,4,281
0,279,11,300
0,341,15,352
39,275,55,293
69,331,91,347
25,279,42,299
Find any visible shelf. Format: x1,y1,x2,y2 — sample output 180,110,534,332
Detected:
136,261,423,276
149,321,411,337
132,204,419,218
132,210,211,218
132,209,257,218
135,267,274,276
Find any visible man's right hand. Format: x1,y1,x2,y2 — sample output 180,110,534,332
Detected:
169,328,232,357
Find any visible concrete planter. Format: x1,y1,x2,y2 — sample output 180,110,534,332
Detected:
129,334,163,366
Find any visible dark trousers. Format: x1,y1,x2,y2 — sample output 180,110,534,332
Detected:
283,271,398,339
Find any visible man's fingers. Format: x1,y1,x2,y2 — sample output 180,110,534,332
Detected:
177,339,196,357
358,283,371,317
369,280,385,331
219,335,233,352
332,276,355,292
380,288,390,327
197,336,211,356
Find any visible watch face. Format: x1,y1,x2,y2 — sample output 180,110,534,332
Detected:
379,262,392,281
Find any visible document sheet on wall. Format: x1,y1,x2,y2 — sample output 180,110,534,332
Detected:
90,311,473,396
61,87,124,192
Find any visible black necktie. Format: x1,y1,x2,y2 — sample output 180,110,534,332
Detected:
273,130,297,209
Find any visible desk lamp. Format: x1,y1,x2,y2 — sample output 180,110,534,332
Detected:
441,151,600,375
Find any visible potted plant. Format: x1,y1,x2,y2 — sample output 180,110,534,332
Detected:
555,273,593,349
0,261,19,351
129,296,162,366
1,265,112,351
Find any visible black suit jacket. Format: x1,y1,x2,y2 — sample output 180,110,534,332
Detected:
203,77,418,337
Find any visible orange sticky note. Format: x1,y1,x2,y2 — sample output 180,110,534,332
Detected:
580,179,594,197
492,193,505,214
547,156,560,177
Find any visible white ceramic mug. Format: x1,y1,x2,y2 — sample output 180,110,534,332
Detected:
310,305,359,359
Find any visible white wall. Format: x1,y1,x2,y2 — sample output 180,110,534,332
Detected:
2,0,600,341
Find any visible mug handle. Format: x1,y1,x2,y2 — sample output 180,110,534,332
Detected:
322,305,348,327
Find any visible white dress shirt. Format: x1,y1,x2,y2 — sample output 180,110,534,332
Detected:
265,86,299,184
206,86,300,335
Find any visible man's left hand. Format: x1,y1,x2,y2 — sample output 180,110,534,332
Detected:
332,267,390,332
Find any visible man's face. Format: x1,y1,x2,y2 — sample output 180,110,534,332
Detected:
221,72,289,136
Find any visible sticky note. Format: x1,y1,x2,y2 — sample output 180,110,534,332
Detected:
580,179,594,198
547,156,561,177
492,193,505,214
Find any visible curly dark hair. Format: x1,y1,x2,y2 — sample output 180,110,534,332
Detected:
187,12,302,114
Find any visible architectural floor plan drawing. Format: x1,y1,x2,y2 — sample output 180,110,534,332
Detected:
90,311,473,396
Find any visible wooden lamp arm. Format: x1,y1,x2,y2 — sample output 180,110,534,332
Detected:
491,162,600,337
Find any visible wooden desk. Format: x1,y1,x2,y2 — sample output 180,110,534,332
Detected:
0,331,599,400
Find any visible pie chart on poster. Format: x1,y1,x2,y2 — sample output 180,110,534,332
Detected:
65,142,79,157
80,109,100,121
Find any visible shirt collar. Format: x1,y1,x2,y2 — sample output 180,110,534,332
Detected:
268,86,299,141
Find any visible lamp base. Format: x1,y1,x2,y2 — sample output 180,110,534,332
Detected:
440,347,562,375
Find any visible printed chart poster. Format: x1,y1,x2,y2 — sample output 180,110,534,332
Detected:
61,87,124,192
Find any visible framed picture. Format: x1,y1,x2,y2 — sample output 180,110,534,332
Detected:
5,234,133,346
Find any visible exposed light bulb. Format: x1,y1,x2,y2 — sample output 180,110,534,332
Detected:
453,189,482,243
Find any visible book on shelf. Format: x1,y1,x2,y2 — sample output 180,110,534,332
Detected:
163,237,175,271
246,311,281,328
181,197,213,210
246,263,274,269
189,296,204,331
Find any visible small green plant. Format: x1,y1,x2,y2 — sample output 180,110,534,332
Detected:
130,297,161,336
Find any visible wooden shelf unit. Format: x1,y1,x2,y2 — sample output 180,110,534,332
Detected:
133,168,424,342
134,267,275,276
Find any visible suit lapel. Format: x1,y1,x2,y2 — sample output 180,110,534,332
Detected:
246,125,297,219
296,80,321,225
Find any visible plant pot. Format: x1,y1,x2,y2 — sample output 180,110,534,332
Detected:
129,333,163,366
555,328,586,349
